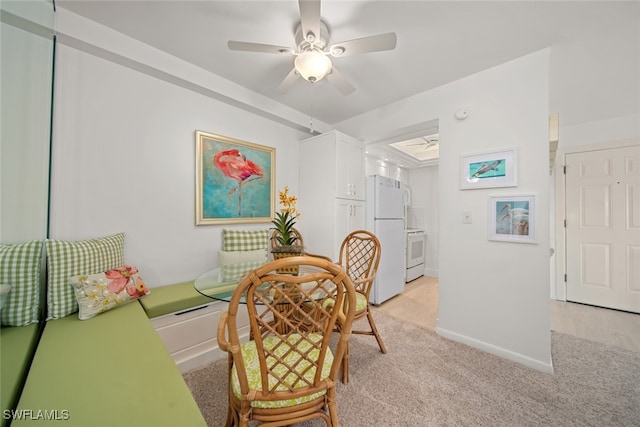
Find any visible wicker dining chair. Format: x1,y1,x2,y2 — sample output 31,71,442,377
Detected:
217,256,357,427
333,230,387,384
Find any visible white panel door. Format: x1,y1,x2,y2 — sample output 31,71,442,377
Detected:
566,145,640,313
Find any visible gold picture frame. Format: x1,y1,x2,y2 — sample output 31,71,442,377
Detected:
195,131,275,225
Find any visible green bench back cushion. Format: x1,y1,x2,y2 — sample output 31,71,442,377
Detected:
0,324,40,417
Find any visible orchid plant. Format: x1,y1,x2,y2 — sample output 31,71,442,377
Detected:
272,186,300,248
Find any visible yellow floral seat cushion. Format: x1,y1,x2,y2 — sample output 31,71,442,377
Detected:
323,292,368,313
353,293,369,312
231,333,333,409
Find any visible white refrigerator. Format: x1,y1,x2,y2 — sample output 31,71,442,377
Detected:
366,175,406,304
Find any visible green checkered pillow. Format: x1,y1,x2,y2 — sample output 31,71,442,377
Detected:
222,229,269,251
221,260,264,283
0,240,44,326
46,233,125,320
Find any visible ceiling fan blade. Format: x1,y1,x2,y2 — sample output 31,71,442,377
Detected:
276,68,300,94
298,0,321,44
329,32,397,57
326,66,355,96
228,41,294,55
405,141,438,148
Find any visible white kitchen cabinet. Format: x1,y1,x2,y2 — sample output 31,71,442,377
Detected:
298,130,366,260
299,130,365,200
335,199,365,247
335,137,365,200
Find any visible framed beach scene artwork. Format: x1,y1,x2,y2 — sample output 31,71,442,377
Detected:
488,195,536,244
196,131,275,225
460,148,517,189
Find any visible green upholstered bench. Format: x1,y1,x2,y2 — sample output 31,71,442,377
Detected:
0,324,40,427
138,281,212,319
12,301,206,427
140,280,229,373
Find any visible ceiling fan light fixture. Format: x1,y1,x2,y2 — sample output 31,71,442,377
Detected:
294,51,332,82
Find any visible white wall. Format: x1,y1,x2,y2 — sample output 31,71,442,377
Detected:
338,49,552,372
49,31,307,287
364,155,407,183
558,113,639,150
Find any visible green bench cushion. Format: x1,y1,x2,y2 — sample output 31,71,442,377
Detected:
0,324,40,426
138,281,212,318
13,302,206,427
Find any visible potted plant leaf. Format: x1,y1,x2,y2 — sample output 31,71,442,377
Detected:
271,186,302,273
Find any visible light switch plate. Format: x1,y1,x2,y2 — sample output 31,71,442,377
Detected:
462,211,472,224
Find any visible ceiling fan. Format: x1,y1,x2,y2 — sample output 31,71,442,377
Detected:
405,136,439,148
227,0,397,95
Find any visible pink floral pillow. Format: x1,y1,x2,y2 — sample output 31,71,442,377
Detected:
69,265,151,320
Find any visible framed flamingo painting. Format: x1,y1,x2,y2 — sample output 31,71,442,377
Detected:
195,131,275,225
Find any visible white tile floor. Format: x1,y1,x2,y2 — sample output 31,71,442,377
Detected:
373,276,640,352
550,299,640,352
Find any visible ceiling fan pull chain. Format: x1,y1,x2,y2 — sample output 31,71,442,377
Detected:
309,83,315,133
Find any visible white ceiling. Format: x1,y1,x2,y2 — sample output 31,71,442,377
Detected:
55,0,639,166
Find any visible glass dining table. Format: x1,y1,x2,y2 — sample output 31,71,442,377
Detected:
194,258,345,335
193,259,340,304
193,261,266,302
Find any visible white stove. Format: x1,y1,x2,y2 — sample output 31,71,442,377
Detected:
405,228,425,282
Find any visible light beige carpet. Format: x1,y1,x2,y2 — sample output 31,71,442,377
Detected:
183,312,640,426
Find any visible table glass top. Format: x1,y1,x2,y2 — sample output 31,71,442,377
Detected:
193,261,338,303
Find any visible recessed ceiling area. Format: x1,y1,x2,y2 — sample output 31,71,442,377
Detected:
390,133,439,162
364,120,440,169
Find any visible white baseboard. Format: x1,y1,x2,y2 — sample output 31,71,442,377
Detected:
423,267,438,278
436,327,554,374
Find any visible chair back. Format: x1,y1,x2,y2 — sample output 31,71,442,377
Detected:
223,256,356,403
338,230,381,298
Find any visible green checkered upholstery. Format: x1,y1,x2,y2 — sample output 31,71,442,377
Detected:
46,233,125,320
0,240,43,326
221,260,265,282
222,229,269,251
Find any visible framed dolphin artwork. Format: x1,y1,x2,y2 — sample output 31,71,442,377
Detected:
459,148,517,190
